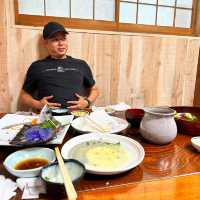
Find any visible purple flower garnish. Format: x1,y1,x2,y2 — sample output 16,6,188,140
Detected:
25,126,53,142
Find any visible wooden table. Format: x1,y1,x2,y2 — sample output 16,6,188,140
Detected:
0,113,199,200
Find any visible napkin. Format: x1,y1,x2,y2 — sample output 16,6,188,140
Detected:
0,175,17,200
0,114,37,130
111,102,131,111
90,110,118,126
92,102,131,112
0,130,17,141
17,177,46,199
83,110,119,133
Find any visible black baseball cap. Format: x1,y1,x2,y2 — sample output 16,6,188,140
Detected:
43,22,69,40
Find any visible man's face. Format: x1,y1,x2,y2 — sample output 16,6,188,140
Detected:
45,32,68,59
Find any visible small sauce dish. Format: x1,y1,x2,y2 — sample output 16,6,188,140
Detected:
70,110,89,117
70,108,91,117
3,147,55,177
191,136,200,152
51,108,69,116
40,159,85,197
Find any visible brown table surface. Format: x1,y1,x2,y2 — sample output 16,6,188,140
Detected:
0,112,199,200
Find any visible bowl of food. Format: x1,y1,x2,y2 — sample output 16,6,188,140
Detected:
61,133,145,175
40,159,85,197
3,147,55,177
125,109,144,128
191,137,200,152
171,106,200,136
70,109,90,117
92,106,115,114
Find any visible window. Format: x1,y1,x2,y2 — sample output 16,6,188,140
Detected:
15,0,198,35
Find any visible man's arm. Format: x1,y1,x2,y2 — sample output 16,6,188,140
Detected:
19,89,61,111
19,89,42,110
86,85,99,105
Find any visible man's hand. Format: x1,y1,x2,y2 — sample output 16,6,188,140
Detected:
67,93,88,109
39,95,61,109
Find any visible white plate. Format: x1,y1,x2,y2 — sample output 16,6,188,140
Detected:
71,116,129,134
0,114,74,146
47,115,74,144
61,133,145,175
191,136,200,152
91,106,115,114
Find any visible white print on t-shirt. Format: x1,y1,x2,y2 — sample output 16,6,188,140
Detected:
57,66,65,72
43,66,79,73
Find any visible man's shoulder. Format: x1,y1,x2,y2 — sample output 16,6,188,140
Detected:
67,56,87,65
31,57,50,66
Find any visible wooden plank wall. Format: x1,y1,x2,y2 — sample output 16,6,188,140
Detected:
195,0,200,34
193,49,200,106
0,0,11,112
1,0,200,112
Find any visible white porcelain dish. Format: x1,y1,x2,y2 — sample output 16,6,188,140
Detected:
91,106,115,114
191,136,200,152
0,115,74,146
61,133,145,175
71,116,129,134
4,147,55,177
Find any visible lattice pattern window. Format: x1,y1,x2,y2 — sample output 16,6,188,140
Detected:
119,0,193,28
15,0,198,35
18,0,115,21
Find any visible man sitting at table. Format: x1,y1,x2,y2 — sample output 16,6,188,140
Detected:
19,21,99,111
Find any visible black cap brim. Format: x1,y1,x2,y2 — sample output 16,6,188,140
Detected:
46,29,69,39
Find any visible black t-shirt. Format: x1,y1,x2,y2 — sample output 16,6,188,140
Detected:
23,56,95,106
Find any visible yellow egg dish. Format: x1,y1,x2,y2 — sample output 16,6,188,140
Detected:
69,141,130,170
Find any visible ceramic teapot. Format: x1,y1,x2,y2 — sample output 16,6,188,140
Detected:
140,107,177,144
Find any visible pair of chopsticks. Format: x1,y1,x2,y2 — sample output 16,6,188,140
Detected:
54,147,77,200
84,115,109,133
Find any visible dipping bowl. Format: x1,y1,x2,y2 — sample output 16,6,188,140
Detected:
171,106,200,136
40,159,85,197
125,109,144,128
3,147,55,177
51,108,69,116
191,137,200,152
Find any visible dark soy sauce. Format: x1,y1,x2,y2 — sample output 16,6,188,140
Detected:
15,158,49,170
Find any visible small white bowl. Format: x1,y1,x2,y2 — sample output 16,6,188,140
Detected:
40,159,85,197
191,137,200,152
4,147,55,177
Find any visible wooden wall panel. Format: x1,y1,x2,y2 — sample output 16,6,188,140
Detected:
183,40,200,104
0,1,11,112
195,0,200,34
1,0,200,112
157,38,177,106
7,28,45,111
119,36,144,107
118,36,200,108
94,34,121,106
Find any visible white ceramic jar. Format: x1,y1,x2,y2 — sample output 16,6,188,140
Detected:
140,107,177,144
